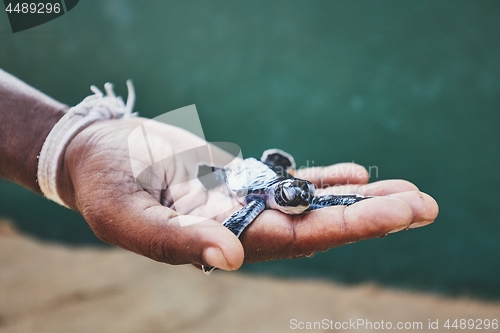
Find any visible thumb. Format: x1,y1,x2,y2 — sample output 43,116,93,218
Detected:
82,190,244,271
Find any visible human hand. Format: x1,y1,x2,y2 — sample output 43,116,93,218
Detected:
57,117,438,271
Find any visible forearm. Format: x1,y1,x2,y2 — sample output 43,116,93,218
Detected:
0,69,69,193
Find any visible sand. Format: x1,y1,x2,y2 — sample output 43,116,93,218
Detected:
0,221,498,332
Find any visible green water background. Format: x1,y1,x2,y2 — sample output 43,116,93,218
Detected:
1,0,499,300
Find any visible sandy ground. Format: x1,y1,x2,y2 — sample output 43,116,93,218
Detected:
0,221,498,333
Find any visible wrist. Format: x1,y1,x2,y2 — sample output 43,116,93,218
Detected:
37,81,137,209
0,69,68,193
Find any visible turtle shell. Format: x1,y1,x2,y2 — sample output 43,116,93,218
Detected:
226,157,282,203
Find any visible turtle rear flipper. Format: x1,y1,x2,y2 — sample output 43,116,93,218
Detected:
261,149,296,178
202,198,266,274
197,164,227,190
307,194,371,211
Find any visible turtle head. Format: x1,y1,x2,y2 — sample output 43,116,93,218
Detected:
273,178,315,214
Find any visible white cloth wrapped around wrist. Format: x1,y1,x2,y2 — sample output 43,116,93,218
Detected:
37,80,137,207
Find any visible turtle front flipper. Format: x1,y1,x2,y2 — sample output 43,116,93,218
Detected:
223,198,266,237
202,198,266,274
307,194,371,211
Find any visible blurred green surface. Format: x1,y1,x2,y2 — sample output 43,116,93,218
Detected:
1,0,499,299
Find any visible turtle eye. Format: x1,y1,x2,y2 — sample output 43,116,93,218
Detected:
307,183,315,195
283,185,296,201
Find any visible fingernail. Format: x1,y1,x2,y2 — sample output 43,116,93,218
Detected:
203,247,231,271
388,225,408,234
408,220,433,229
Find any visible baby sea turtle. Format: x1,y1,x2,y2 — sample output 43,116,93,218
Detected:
197,149,370,273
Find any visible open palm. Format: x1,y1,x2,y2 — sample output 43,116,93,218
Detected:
58,117,438,271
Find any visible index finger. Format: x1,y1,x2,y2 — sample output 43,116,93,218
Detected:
295,163,369,187
239,195,419,262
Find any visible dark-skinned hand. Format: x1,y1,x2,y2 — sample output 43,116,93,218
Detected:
57,117,438,271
